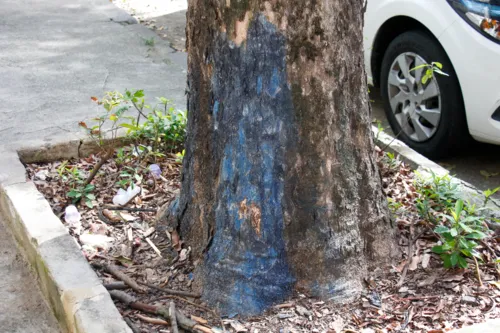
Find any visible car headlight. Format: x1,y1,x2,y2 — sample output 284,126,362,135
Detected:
447,0,500,43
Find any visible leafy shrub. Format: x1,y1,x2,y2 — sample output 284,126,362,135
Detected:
432,200,487,268
414,171,494,268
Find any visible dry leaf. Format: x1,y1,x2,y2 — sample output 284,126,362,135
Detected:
179,248,188,261
418,273,437,287
102,209,121,223
191,315,208,325
409,255,420,271
119,212,137,222
172,229,182,251
227,320,247,332
421,253,431,269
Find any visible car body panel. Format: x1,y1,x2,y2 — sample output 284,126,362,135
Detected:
438,18,500,144
364,0,500,145
364,0,457,85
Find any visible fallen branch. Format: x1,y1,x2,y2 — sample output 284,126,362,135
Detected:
399,295,440,301
159,295,212,313
136,314,169,325
146,237,163,258
124,317,141,333
473,255,484,287
397,220,415,288
102,205,157,212
170,301,179,333
92,263,146,293
83,150,114,188
109,290,209,332
195,325,213,333
139,282,201,298
103,281,130,290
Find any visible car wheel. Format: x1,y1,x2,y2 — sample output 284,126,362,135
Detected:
380,30,469,158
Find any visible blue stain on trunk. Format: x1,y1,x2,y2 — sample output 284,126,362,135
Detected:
202,14,296,315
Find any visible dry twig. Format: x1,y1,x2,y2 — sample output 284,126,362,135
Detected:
136,314,169,325
146,237,163,258
124,317,141,333
92,263,146,293
473,255,484,287
170,301,179,333
396,221,414,288
140,281,201,298
159,295,212,313
103,281,130,290
109,290,204,332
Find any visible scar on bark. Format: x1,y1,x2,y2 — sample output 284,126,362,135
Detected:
233,11,252,46
239,199,262,237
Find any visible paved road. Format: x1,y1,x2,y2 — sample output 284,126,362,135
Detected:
371,87,500,197
0,218,61,333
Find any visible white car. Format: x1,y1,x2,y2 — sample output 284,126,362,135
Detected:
364,0,500,157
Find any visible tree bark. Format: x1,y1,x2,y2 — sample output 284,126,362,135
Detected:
160,0,396,316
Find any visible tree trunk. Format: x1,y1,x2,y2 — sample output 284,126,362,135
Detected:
161,0,395,316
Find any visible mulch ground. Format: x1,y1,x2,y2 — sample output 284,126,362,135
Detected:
26,145,500,333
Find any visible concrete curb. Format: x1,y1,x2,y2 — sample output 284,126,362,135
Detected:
0,145,132,333
372,126,500,217
372,126,500,333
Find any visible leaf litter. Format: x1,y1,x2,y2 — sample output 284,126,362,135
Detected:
25,146,500,332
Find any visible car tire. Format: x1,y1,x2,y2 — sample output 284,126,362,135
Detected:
380,30,469,158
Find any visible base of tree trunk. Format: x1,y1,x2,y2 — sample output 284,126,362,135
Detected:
159,0,397,316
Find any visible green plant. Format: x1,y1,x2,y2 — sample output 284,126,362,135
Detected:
374,119,384,141
123,97,187,154
384,152,400,170
115,147,129,166
67,184,96,208
483,186,500,205
116,166,143,188
175,149,185,164
387,197,403,214
432,200,487,268
57,163,86,186
414,171,459,221
81,91,134,147
56,161,69,179
410,61,448,84
144,37,155,47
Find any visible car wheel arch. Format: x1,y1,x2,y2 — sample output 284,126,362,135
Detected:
371,16,440,87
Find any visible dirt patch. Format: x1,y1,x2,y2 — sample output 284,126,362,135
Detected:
0,219,61,333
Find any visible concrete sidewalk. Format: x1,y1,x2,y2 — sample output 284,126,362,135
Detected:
0,0,187,150
0,0,187,330
0,217,61,332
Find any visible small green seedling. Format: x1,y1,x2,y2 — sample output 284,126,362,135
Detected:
175,149,185,164
411,61,448,84
483,186,500,205
144,37,155,47
67,184,96,208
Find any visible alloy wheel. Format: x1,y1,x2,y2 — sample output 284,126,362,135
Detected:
387,52,442,142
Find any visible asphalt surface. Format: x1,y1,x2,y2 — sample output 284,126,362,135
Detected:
371,87,500,196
